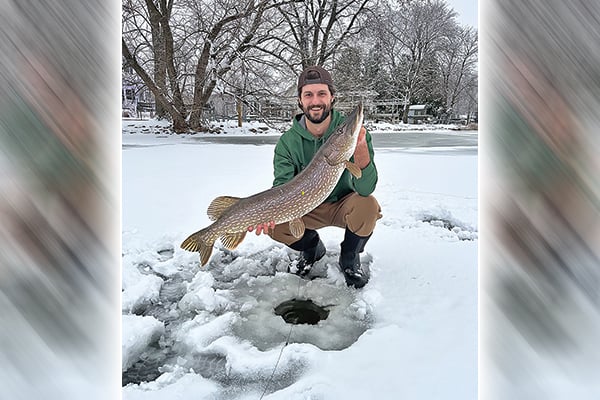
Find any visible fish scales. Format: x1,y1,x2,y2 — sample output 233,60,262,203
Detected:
181,103,364,266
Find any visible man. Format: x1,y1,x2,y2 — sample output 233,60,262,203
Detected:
253,66,381,288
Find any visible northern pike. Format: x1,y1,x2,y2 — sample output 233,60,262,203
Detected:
181,102,364,266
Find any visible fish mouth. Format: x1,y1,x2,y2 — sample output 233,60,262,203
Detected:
353,102,364,121
345,102,364,132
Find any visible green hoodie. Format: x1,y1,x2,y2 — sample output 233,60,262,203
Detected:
272,109,378,203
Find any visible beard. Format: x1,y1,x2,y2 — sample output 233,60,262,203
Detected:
302,102,333,124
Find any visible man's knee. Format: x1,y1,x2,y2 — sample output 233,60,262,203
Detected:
359,195,381,215
349,194,381,220
345,195,382,236
268,222,296,246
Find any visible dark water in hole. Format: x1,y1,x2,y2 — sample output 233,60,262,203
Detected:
274,299,330,325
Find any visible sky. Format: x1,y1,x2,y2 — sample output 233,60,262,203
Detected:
448,0,478,28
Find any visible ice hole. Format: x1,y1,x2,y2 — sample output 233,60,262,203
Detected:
274,298,329,325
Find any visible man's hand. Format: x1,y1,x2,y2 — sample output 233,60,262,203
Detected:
353,125,370,169
248,221,275,235
357,125,367,144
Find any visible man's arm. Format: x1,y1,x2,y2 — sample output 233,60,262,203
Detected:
272,140,296,187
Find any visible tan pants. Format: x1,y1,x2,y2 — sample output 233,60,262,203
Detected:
269,193,382,246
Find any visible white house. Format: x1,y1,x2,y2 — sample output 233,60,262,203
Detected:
407,104,432,124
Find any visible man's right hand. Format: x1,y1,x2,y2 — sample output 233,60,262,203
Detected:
248,221,275,235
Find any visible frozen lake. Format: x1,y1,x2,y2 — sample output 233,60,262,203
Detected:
122,119,478,399
123,130,478,155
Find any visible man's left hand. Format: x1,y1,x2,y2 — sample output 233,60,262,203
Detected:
357,125,367,145
353,125,370,169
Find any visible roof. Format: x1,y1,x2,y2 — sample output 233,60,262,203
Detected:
409,104,427,110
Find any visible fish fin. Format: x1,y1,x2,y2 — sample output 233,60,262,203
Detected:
207,196,241,221
289,218,305,239
344,160,362,178
220,231,247,250
180,228,215,266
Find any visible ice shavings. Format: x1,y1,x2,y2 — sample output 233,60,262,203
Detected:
122,315,165,371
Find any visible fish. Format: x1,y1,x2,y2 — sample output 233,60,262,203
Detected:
181,102,364,266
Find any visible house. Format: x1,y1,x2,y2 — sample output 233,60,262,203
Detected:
407,104,433,124
122,66,154,118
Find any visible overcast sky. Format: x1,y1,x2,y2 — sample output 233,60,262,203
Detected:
447,0,478,28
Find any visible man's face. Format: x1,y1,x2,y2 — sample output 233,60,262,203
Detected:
299,83,334,124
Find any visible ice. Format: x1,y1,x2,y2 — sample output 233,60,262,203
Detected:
122,120,478,399
122,315,165,371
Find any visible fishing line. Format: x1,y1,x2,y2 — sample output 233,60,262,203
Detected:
258,273,303,399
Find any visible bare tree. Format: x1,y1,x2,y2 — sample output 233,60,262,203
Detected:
275,0,373,71
386,0,457,122
186,0,284,130
122,38,189,131
122,0,291,132
121,0,162,118
122,0,188,130
121,0,478,129
438,24,478,121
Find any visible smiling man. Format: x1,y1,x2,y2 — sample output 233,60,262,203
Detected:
263,65,381,288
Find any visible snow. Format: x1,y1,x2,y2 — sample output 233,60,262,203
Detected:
122,315,165,371
122,118,478,399
121,117,474,137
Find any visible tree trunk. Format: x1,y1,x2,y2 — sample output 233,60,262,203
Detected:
402,89,411,124
160,1,187,118
402,104,409,124
188,65,211,131
237,97,243,128
152,35,168,119
188,32,214,131
145,0,168,119
189,79,218,131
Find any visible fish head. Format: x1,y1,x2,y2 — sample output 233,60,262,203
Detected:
327,102,364,159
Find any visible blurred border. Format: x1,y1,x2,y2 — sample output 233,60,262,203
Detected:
481,1,600,399
0,1,121,399
4,0,600,399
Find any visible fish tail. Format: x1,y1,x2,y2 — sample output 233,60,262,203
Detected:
180,227,215,266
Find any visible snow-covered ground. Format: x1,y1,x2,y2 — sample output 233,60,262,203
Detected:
122,118,478,399
121,117,474,137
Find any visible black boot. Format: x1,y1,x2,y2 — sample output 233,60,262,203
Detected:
288,229,326,276
339,228,371,288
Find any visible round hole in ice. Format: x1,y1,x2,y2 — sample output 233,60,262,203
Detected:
274,298,329,325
